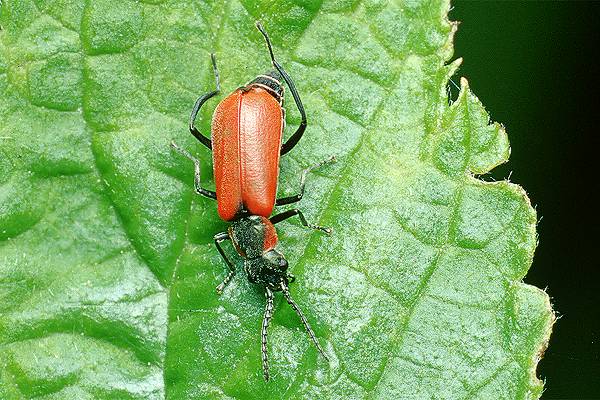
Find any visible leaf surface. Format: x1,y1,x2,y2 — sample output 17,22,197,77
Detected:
0,0,554,399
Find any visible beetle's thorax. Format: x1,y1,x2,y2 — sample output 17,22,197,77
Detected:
246,70,284,104
228,215,290,290
228,215,279,259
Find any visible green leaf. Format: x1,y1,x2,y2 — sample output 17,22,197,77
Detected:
0,0,554,399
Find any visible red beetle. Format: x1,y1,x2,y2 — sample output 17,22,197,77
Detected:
171,21,333,381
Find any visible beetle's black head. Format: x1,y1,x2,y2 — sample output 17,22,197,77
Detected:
245,249,291,290
249,70,284,103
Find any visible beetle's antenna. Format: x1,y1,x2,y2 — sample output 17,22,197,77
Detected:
281,282,329,361
262,287,275,381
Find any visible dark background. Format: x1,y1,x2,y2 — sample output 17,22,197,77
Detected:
450,2,599,399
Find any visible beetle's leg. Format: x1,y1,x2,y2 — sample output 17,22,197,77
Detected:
275,155,336,206
190,53,221,150
214,232,236,294
287,273,296,284
281,283,329,361
255,21,306,156
171,142,217,200
262,287,275,381
270,209,332,235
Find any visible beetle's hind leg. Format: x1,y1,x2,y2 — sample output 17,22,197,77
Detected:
255,21,307,156
189,53,221,150
171,142,217,200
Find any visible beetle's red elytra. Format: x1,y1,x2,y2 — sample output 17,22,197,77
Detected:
171,21,335,381
212,85,284,221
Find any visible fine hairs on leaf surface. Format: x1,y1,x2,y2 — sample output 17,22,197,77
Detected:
0,0,554,399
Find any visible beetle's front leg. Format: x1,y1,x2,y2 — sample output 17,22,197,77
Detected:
214,232,236,294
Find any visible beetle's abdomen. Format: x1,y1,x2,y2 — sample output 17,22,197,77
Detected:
212,87,283,221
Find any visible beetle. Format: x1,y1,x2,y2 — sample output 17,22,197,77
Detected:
171,21,333,381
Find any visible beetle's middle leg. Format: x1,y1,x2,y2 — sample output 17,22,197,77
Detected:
275,155,336,206
214,232,236,294
270,208,332,235
171,142,217,200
